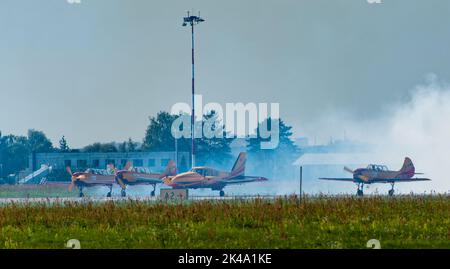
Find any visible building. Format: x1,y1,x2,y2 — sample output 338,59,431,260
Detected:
29,151,190,173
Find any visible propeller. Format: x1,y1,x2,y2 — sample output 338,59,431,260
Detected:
344,166,354,174
344,166,369,182
66,166,76,192
107,164,116,175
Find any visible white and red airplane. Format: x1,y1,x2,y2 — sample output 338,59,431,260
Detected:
320,157,431,196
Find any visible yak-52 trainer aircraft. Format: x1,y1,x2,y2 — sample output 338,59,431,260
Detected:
164,152,268,196
115,160,177,197
319,157,431,196
66,165,116,197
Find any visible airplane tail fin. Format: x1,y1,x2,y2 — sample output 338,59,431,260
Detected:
107,164,116,175
163,160,177,177
230,152,246,177
399,157,415,178
124,161,133,171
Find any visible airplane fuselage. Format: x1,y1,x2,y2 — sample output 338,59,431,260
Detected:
117,171,163,185
72,172,115,187
353,167,414,183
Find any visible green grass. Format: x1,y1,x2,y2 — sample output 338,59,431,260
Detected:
0,184,76,198
0,196,449,249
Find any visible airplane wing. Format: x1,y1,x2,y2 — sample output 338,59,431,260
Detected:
84,179,115,186
223,176,268,185
371,177,431,183
134,177,163,184
319,177,356,182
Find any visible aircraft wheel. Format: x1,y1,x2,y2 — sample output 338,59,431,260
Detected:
150,191,155,197
356,190,363,197
79,192,84,198
219,190,225,197
121,190,126,197
388,189,394,197
106,192,112,198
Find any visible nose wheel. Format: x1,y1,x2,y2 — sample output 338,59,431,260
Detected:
121,189,127,197
219,190,225,197
106,185,113,198
150,184,156,197
388,183,395,196
78,189,84,198
356,183,364,197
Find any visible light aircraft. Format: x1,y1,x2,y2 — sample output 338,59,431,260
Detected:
115,160,177,197
163,152,268,197
319,157,431,196
66,165,116,197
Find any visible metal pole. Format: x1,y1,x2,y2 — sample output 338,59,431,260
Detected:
175,138,178,169
191,22,195,169
299,166,303,203
182,12,204,169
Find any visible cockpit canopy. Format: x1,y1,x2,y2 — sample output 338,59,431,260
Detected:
131,167,152,174
366,164,389,172
191,167,220,177
86,168,114,175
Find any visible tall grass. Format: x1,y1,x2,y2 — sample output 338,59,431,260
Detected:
0,195,449,249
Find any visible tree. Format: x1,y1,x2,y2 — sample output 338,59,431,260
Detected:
27,129,54,153
127,138,137,152
118,141,127,152
246,118,299,179
142,111,233,168
118,138,138,152
142,111,189,151
83,142,118,153
0,134,29,178
195,111,233,167
59,136,70,152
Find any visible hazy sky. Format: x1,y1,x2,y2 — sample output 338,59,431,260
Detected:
1,0,450,148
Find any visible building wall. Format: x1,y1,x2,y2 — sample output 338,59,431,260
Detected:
29,151,190,172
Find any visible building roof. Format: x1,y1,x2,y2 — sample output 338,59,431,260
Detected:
293,153,377,166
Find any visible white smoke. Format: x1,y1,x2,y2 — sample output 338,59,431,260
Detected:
373,74,450,193
303,74,450,194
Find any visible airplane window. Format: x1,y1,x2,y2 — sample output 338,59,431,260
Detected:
196,169,207,177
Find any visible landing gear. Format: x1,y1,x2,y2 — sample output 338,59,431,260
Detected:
106,185,113,198
78,186,84,198
219,190,225,197
388,183,395,197
150,184,156,197
356,183,364,197
121,189,127,197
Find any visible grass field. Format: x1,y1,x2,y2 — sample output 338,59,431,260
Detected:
0,195,449,249
0,184,76,198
